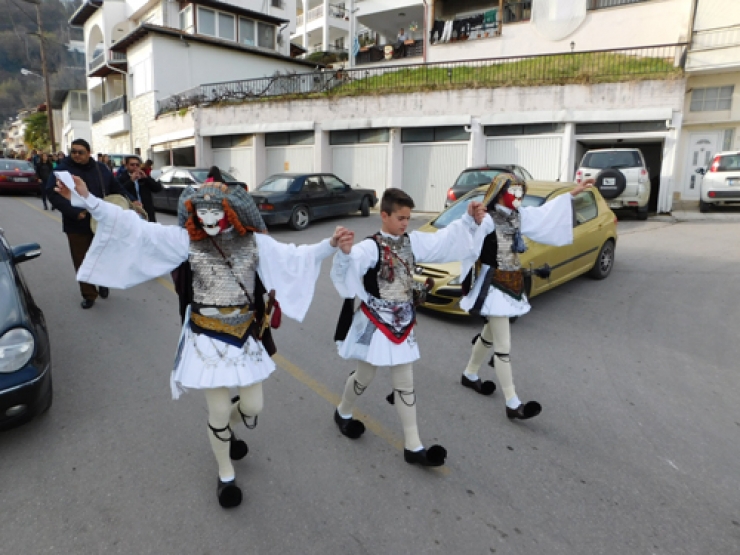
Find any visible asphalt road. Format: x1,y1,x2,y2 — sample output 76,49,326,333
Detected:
1,195,739,555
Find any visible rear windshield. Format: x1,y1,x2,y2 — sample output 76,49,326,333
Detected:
715,154,740,172
582,151,641,169
257,176,294,192
432,193,545,229
191,169,238,182
454,169,506,188
0,160,34,171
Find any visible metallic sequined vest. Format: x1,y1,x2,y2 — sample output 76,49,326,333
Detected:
189,230,259,306
488,208,522,271
375,234,416,303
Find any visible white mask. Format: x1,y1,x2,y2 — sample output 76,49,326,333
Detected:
196,207,225,236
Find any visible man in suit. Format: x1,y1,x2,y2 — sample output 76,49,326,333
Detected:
118,155,162,222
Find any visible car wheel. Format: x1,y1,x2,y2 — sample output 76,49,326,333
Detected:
699,199,711,213
360,196,371,217
636,205,649,220
589,239,615,280
289,206,310,230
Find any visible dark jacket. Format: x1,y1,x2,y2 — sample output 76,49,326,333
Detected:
47,156,130,234
36,161,54,186
119,173,162,222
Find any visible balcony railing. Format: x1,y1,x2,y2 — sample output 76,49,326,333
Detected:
356,40,423,65
297,3,346,28
88,51,105,72
92,95,127,124
588,0,649,9
156,43,686,115
88,50,127,74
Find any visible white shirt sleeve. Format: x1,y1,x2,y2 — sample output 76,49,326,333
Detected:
330,238,379,302
519,193,574,247
254,234,337,323
74,192,190,288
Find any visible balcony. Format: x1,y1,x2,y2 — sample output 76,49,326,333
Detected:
91,95,130,136
356,40,423,65
686,25,740,73
295,3,349,34
88,50,128,77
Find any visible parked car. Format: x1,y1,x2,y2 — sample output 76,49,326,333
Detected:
0,228,52,431
250,173,378,230
0,160,38,194
151,167,248,212
445,165,534,207
575,148,650,220
696,150,740,212
413,181,618,316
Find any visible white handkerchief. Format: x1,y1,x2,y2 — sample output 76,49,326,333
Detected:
53,170,75,191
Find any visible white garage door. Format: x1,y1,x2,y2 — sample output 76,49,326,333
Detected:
266,146,314,176
212,147,254,187
332,145,388,198
486,136,562,181
402,143,468,212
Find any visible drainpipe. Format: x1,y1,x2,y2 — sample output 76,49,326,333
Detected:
421,0,427,63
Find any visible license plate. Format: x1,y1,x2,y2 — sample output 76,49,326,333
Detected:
609,202,622,209
728,178,739,186
15,177,29,182
603,177,616,186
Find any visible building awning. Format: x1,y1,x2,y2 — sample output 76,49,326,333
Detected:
69,0,103,27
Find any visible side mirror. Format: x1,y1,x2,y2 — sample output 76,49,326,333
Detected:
695,168,706,175
12,243,41,265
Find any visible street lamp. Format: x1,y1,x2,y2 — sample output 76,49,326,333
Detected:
21,0,56,152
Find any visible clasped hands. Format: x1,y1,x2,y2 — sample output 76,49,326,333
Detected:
330,226,354,254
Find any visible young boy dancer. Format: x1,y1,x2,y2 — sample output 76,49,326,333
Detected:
55,176,351,508
331,188,486,467
459,174,592,420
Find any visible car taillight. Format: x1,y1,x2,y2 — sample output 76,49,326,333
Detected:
575,170,583,184
258,203,274,211
638,169,648,183
709,156,721,173
447,189,456,202
0,175,7,181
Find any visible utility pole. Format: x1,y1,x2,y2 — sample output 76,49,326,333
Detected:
24,0,56,152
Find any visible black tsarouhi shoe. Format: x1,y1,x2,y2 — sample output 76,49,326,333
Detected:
334,409,365,439
506,401,542,420
217,479,243,509
461,374,497,396
404,445,448,467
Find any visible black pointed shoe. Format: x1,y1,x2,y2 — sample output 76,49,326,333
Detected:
230,435,249,460
98,286,109,299
217,479,243,509
404,444,447,467
334,409,365,439
461,375,496,396
506,401,542,420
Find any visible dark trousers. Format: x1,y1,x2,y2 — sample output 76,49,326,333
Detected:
66,233,98,301
39,182,49,208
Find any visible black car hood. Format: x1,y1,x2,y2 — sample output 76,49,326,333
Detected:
0,261,24,333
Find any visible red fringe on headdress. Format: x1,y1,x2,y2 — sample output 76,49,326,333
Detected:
185,197,262,241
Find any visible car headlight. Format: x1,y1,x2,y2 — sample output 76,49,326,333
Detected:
0,328,35,373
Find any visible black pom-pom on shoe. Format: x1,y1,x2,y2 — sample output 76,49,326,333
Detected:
461,375,496,396
334,409,365,439
386,391,395,405
506,401,542,420
230,435,249,460
217,479,243,509
404,444,447,467
98,286,109,299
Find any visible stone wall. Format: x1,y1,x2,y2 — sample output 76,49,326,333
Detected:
130,92,156,158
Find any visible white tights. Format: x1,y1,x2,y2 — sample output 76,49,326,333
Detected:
338,361,423,451
464,316,518,403
204,383,263,481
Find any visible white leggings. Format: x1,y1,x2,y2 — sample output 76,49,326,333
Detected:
204,383,263,481
464,316,517,402
338,361,423,451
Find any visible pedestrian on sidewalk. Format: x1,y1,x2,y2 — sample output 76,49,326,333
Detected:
35,152,54,210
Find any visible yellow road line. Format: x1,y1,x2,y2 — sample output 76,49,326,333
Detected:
16,198,62,223
18,196,448,472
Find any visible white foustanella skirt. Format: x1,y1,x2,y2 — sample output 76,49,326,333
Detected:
336,308,420,367
170,308,275,399
459,264,531,318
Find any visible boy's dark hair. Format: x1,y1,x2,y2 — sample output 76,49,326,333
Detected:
380,188,414,215
124,155,142,165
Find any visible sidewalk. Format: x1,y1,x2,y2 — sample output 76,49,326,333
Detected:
652,200,740,223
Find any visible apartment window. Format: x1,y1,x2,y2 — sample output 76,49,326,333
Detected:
132,58,153,97
588,0,648,9
180,7,194,33
485,123,564,136
258,22,275,49
723,129,735,151
575,121,667,134
690,86,734,112
212,134,254,148
271,0,284,8
503,1,532,23
401,126,470,143
198,7,216,36
219,12,235,40
71,91,88,113
239,17,256,46
265,131,315,146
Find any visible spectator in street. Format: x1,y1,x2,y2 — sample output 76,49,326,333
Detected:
142,159,153,177
36,152,54,210
47,138,129,309
205,166,224,183
30,149,40,167
118,155,162,222
397,28,409,42
102,154,113,171
54,151,65,168
97,153,104,164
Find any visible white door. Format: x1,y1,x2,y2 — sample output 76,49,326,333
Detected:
486,136,562,181
266,146,314,177
402,143,469,212
213,147,254,187
332,144,388,199
684,132,720,199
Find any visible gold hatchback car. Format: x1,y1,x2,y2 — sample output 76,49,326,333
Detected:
413,181,618,316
